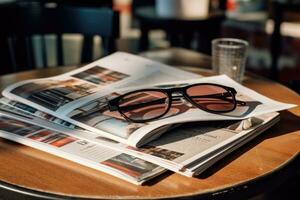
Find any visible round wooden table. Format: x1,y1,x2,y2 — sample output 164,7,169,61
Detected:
0,66,299,200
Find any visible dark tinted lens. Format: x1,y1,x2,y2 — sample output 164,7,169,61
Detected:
118,91,169,121
186,84,235,112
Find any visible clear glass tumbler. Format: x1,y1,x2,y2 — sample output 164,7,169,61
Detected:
212,38,249,83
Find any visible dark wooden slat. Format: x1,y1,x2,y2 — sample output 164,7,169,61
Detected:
1,2,119,73
56,34,63,66
270,1,300,81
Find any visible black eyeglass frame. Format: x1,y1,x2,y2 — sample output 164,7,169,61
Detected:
108,83,245,123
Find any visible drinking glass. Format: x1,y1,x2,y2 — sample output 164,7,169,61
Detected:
212,38,249,83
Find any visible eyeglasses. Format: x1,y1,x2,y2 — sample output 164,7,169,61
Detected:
108,83,246,123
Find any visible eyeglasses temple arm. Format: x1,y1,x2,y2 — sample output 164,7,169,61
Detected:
236,100,246,106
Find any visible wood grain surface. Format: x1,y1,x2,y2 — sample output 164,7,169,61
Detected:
0,66,299,199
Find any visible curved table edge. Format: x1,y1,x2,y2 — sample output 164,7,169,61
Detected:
0,152,299,200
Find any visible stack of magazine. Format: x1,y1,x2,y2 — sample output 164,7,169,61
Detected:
0,52,295,185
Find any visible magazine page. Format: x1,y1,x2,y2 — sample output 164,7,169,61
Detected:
184,114,280,177
0,112,165,185
114,112,280,174
65,75,295,146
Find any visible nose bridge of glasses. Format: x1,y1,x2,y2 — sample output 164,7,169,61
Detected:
169,90,187,104
165,86,185,95
170,89,184,97
108,102,118,111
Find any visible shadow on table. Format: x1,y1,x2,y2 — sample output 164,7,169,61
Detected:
197,110,300,179
146,171,174,186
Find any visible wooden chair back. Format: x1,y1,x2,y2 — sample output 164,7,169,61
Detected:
270,1,300,81
5,2,119,72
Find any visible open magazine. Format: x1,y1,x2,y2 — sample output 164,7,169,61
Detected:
1,52,295,147
0,102,280,177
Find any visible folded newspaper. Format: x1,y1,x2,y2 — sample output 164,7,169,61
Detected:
0,105,165,185
0,52,296,184
0,104,280,178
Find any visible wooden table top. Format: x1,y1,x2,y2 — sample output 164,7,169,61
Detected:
0,66,299,199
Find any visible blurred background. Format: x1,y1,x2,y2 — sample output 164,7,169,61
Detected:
0,0,300,90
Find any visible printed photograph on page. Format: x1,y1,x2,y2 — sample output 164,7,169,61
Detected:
0,99,81,130
10,78,97,111
71,65,129,86
68,92,147,139
101,153,158,178
0,116,43,136
30,131,78,147
127,145,184,161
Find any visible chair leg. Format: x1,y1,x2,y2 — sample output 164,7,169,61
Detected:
270,2,283,81
56,34,63,66
139,24,149,51
29,37,38,68
103,37,115,56
41,36,48,68
14,36,34,71
81,35,93,63
1,36,16,74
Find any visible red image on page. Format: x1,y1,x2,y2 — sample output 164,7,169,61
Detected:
49,136,77,147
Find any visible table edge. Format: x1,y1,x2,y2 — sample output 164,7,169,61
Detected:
0,152,299,200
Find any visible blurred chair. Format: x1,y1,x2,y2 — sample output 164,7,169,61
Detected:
0,2,18,75
134,0,226,54
270,1,300,80
270,1,300,91
131,0,155,29
5,2,119,73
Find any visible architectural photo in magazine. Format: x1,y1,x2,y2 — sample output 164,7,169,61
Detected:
10,79,97,111
72,65,129,85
